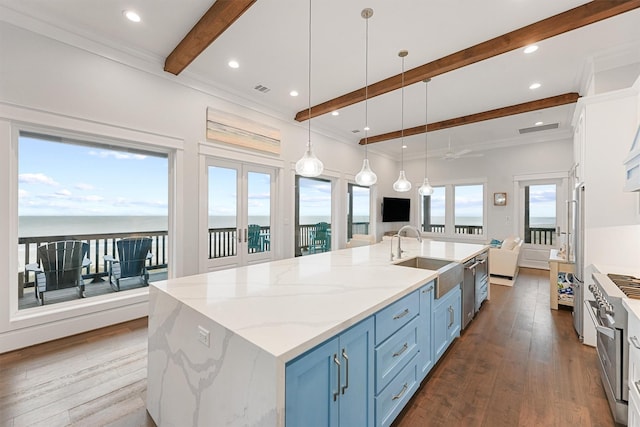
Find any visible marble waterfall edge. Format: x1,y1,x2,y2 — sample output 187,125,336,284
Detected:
147,287,281,426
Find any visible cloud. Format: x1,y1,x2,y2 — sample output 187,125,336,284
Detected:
18,189,28,199
88,150,147,160
19,173,59,186
82,195,104,202
75,183,94,191
56,189,72,197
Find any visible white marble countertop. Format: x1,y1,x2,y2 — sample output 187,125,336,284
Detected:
151,238,487,362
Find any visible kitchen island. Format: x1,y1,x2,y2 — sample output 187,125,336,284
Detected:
147,239,488,426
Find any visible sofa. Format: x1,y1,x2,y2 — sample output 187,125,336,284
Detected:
489,236,523,286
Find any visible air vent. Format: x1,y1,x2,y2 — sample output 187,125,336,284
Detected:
254,84,271,93
519,123,559,134
352,129,360,133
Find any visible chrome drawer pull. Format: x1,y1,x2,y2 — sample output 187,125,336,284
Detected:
392,383,408,401
393,309,410,320
333,354,341,402
393,343,409,358
422,286,434,293
631,336,640,350
341,349,349,395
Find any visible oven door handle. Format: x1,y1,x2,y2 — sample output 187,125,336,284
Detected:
586,300,616,339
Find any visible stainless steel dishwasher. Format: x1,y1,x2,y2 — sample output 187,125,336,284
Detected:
462,258,477,330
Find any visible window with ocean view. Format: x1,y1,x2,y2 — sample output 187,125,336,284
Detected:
454,184,484,236
18,132,169,309
421,186,445,233
524,184,556,245
295,176,332,256
347,184,370,239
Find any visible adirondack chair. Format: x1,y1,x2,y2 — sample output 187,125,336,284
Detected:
104,237,152,291
247,224,268,253
25,240,91,305
308,222,331,254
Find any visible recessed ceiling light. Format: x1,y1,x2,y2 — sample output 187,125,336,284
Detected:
228,60,239,69
123,10,141,23
364,126,370,131
331,111,339,116
524,45,539,54
535,121,544,126
402,145,407,149
289,90,299,97
529,82,541,90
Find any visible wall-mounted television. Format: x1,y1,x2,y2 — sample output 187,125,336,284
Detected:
382,197,410,222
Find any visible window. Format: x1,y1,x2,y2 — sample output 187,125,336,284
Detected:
347,184,370,239
18,132,168,309
454,184,484,235
295,176,331,256
421,186,445,233
524,184,556,245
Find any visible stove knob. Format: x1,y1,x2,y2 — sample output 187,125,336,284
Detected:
588,284,595,293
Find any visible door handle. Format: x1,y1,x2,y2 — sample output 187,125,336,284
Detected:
244,228,248,243
333,354,341,401
341,349,349,395
237,229,242,243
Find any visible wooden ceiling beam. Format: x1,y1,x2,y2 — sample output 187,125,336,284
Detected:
164,0,256,75
358,92,580,145
297,0,640,122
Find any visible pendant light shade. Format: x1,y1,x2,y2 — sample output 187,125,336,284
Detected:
418,78,434,196
393,49,411,192
355,8,377,187
296,0,323,178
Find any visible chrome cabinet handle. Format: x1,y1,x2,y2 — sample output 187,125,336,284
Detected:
393,308,409,320
448,306,454,328
341,349,349,395
333,354,341,402
392,383,408,401
393,343,409,358
422,285,434,293
636,380,640,395
631,336,640,350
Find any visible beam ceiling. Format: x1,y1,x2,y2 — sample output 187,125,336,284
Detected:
296,0,640,122
164,0,256,75
358,93,580,145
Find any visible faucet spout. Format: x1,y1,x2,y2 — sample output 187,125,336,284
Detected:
393,225,423,260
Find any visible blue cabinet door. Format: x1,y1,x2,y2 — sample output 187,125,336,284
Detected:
286,317,374,427
338,317,375,427
418,281,434,380
433,285,461,363
286,336,340,427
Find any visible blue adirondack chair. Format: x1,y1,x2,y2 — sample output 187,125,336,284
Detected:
308,222,331,254
25,240,91,305
104,237,152,291
248,224,269,253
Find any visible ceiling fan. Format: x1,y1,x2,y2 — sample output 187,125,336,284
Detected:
438,137,483,161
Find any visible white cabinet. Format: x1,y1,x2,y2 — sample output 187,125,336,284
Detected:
625,300,640,425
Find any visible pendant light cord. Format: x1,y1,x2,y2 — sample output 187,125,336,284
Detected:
424,80,428,177
307,0,312,150
364,12,369,157
400,54,405,170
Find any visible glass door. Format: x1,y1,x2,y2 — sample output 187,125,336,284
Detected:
295,176,332,257
207,159,274,270
347,184,370,239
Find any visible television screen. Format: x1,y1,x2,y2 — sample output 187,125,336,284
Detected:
382,197,410,222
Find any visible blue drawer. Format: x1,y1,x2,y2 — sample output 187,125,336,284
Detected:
375,355,419,427
375,316,419,393
375,290,419,345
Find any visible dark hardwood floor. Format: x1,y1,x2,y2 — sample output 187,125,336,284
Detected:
1,268,614,426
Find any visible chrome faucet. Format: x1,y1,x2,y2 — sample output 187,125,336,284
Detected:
390,225,423,261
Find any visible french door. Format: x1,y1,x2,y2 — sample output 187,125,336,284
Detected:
206,159,275,271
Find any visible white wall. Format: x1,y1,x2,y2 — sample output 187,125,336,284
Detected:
0,21,395,351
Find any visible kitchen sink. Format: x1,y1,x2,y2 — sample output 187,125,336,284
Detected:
394,257,463,299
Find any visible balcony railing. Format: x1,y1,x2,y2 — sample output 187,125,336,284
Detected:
423,224,484,234
19,231,168,286
527,227,556,245
207,225,271,259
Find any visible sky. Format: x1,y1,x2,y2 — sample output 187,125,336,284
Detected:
19,135,168,216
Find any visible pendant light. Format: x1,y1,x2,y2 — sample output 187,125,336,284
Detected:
354,8,377,187
393,50,411,192
418,78,434,196
295,0,324,177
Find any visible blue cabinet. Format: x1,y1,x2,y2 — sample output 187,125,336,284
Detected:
418,281,435,380
285,317,374,427
433,285,461,363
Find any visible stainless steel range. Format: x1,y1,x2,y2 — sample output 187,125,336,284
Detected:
589,273,640,426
